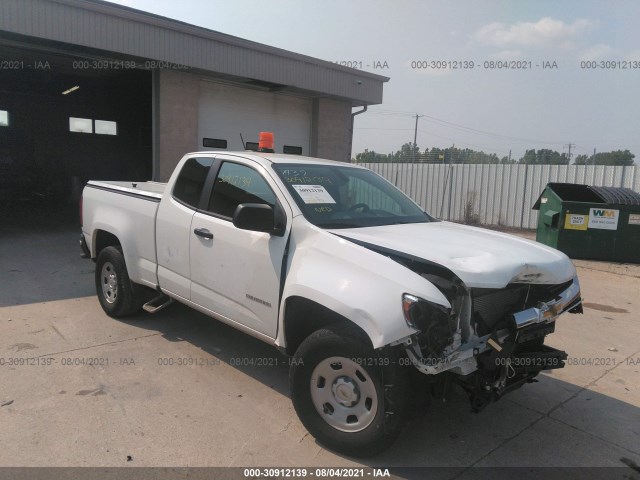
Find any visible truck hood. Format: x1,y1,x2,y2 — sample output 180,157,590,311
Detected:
329,221,576,289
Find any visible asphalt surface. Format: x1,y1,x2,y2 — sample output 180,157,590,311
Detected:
1,215,639,477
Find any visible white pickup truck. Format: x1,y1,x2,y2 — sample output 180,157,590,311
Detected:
80,151,582,456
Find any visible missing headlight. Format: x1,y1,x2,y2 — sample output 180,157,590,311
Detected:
402,294,454,357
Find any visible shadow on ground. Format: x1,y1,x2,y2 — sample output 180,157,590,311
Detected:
0,214,94,307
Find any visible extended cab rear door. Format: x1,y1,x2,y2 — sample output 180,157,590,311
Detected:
189,156,291,338
156,157,215,300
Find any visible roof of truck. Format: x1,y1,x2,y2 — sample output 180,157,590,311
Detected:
186,151,363,168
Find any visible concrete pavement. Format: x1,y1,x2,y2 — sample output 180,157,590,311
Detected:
0,225,638,475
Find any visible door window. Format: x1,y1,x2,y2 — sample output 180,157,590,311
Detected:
208,162,276,218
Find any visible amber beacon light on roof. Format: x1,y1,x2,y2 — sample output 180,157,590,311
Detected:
258,131,275,153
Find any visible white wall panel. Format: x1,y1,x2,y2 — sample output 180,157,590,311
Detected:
198,80,312,154
362,163,640,229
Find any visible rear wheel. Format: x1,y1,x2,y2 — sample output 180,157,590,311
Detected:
95,246,145,317
290,325,411,457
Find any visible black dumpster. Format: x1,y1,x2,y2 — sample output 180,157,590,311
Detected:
533,183,640,263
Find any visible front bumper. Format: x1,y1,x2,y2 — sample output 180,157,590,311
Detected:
404,276,581,377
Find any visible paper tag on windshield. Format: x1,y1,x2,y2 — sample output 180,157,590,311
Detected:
292,185,336,204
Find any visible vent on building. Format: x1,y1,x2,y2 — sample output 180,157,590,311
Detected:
283,145,303,155
203,138,227,149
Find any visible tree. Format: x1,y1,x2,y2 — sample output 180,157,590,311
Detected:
354,149,392,163
391,143,420,163
606,150,635,165
520,149,537,164
354,145,635,165
519,149,569,165
574,150,635,166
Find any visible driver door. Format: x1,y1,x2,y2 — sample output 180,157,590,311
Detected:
189,159,290,338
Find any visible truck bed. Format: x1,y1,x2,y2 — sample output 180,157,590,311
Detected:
83,180,167,289
87,180,166,200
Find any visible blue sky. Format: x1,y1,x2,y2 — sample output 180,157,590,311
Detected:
107,0,640,161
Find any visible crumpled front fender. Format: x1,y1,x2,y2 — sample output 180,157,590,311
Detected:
276,218,450,350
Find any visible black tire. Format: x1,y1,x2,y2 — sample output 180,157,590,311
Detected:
95,246,145,318
290,324,411,457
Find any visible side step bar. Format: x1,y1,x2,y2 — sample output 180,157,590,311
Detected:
143,293,174,314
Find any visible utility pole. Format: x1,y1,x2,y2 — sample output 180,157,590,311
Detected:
565,143,576,164
508,149,512,163
412,113,423,163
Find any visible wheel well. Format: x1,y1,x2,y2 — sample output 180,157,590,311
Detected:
93,230,121,258
283,296,373,355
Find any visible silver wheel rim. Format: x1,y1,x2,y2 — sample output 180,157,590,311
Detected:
310,356,378,432
101,262,118,304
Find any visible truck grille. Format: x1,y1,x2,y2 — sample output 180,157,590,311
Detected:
472,280,573,335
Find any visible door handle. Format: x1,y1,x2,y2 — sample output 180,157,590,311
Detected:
193,228,213,240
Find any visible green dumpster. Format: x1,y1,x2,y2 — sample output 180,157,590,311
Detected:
532,183,640,263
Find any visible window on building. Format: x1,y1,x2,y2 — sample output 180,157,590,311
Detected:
0,110,9,127
172,157,215,209
95,120,117,135
208,162,276,218
69,117,93,133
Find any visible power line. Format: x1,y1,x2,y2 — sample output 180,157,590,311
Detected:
358,110,634,158
420,115,565,146
418,129,512,155
366,108,416,117
354,126,512,155
367,108,566,146
367,108,639,150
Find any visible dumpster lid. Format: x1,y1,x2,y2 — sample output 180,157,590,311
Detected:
590,185,640,205
533,183,640,209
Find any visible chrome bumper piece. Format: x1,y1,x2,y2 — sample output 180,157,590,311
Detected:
406,276,581,376
511,277,582,330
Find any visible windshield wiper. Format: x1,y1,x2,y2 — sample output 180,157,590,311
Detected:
316,222,361,229
386,220,417,225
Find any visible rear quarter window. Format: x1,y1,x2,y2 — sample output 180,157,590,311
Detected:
172,157,214,208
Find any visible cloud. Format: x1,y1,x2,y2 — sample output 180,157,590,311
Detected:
579,44,616,61
474,17,593,49
490,50,523,60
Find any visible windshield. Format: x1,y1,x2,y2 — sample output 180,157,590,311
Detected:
273,163,432,229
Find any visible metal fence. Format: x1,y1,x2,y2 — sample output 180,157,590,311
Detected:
359,163,640,229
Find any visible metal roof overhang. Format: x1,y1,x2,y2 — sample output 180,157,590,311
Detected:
0,0,389,106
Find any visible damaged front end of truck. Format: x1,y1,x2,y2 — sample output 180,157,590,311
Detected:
388,249,583,412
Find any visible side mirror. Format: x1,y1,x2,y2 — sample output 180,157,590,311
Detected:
232,203,285,236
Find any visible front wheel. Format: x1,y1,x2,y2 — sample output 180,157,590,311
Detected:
95,246,145,317
290,326,410,457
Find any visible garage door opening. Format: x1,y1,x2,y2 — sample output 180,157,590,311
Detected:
0,45,152,228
